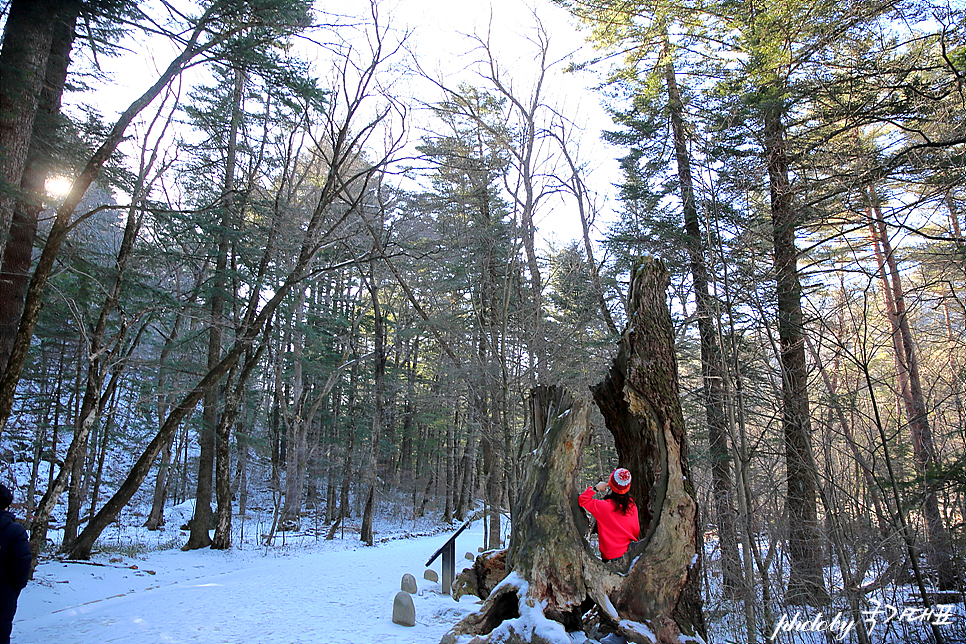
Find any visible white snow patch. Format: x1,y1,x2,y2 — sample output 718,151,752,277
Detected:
491,570,528,596
600,635,628,644
598,593,620,622
472,572,572,644
619,619,657,643
18,527,484,644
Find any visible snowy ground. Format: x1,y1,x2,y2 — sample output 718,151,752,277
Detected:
17,526,487,644
13,508,966,644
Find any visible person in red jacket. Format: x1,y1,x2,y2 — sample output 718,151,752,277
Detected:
578,467,639,561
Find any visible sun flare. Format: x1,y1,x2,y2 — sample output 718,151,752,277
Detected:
46,176,73,198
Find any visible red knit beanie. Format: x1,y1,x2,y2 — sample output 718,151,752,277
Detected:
608,467,632,494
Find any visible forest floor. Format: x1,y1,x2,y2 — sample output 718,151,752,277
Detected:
16,501,966,644
19,514,486,644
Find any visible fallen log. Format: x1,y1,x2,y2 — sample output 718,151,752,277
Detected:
454,549,509,600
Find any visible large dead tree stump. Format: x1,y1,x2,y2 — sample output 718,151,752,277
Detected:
454,549,509,601
440,259,706,644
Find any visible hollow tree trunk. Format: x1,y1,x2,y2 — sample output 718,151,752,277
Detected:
442,258,706,644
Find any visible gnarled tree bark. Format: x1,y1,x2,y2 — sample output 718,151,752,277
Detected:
441,258,705,644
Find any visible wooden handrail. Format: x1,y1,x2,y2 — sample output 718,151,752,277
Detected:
425,519,474,596
425,519,473,567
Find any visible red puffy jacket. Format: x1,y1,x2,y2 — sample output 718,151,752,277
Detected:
578,486,640,560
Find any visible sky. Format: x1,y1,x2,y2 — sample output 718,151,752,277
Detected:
390,0,622,245
71,0,622,248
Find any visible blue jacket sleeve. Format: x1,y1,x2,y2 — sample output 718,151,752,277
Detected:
9,524,31,590
1,517,32,591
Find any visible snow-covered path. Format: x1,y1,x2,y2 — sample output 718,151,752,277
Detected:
17,529,482,644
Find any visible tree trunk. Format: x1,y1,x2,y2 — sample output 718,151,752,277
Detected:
444,408,455,523
185,63,244,551
144,406,175,530
456,419,479,522
399,336,419,485
235,430,249,520
211,370,238,550
0,0,80,374
484,432,502,550
25,417,46,528
145,316,184,530
325,429,354,541
48,348,66,494
762,102,828,606
360,263,386,546
418,470,434,518
62,413,90,547
662,32,742,598
868,195,958,589
212,344,263,549
442,259,705,644
279,294,308,531
0,0,56,261
88,394,117,517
